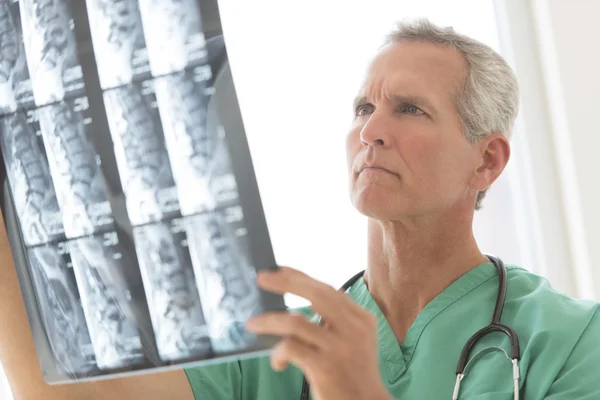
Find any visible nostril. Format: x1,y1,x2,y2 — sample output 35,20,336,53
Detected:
361,138,385,146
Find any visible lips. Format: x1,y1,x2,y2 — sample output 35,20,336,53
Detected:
359,165,397,176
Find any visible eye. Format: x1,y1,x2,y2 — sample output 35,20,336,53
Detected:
355,104,374,117
399,104,425,116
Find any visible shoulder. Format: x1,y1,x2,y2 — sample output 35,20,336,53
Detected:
505,265,598,344
504,265,600,396
504,265,598,327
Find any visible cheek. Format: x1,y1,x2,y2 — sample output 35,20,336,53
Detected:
399,135,460,185
408,139,473,193
396,135,432,172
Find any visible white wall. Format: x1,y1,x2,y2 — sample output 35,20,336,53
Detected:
542,0,600,239
530,0,600,299
493,0,600,301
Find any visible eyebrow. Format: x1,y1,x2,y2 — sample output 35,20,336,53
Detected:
353,94,437,116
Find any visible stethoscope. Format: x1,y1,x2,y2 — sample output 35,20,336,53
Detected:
299,255,521,400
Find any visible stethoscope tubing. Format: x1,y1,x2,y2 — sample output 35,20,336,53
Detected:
300,255,521,400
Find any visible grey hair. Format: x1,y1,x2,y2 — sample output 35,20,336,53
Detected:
383,18,520,210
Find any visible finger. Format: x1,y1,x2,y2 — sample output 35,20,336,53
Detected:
257,267,362,328
270,336,320,373
245,311,335,349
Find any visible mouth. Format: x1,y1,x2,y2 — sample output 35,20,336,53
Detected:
359,166,397,176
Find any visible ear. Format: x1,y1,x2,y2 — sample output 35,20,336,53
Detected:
469,133,511,192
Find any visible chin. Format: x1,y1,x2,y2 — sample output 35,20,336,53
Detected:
350,188,404,221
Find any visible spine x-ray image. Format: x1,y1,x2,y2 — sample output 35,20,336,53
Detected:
0,112,64,246
133,221,212,362
0,1,34,115
103,82,180,226
138,0,207,77
203,63,244,207
0,0,283,381
185,207,262,353
37,97,114,239
69,232,146,370
154,67,239,216
18,0,85,107
27,244,98,377
85,0,151,90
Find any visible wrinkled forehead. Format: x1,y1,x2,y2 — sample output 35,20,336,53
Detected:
356,40,468,108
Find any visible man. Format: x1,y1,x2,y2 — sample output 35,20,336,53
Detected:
1,18,599,400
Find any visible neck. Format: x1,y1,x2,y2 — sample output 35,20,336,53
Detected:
363,210,488,344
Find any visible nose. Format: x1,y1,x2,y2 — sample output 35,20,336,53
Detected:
362,137,385,147
359,114,391,148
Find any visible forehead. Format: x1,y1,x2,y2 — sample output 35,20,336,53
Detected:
358,40,468,106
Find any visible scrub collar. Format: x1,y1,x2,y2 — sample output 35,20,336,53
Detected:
347,262,498,382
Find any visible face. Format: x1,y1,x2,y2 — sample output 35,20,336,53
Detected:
346,40,484,221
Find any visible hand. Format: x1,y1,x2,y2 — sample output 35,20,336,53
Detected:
245,267,392,400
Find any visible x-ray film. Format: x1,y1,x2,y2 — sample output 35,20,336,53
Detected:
185,207,262,353
138,0,207,77
37,98,114,239
154,67,239,216
0,1,35,115
18,0,85,107
0,0,286,384
69,232,146,370
27,243,98,377
133,220,212,362
0,111,64,246
85,0,151,90
103,82,180,226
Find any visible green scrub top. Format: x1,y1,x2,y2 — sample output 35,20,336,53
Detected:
185,263,600,399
